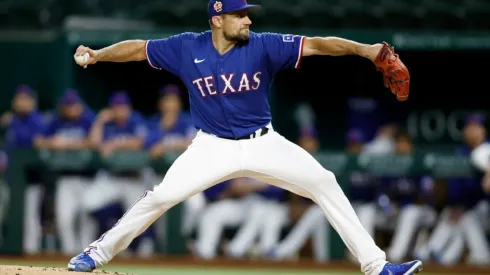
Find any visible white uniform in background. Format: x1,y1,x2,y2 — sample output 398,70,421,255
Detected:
195,178,286,259
415,142,490,266
271,204,329,262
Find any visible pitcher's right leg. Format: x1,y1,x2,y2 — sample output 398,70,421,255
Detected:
68,132,241,272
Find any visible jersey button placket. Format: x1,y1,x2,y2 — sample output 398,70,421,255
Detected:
216,58,235,138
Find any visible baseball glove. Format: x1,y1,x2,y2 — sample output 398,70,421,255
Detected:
374,42,410,101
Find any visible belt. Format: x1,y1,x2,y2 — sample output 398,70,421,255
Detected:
205,126,271,140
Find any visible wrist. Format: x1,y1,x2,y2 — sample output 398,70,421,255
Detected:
93,49,102,62
361,43,383,62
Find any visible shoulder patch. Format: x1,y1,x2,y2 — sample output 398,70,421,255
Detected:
282,34,295,42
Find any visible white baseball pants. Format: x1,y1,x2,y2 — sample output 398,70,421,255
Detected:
84,128,387,275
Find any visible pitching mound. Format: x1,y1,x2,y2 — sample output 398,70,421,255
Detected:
0,265,132,275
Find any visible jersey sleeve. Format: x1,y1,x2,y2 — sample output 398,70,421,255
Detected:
83,114,96,133
33,113,48,136
134,123,148,139
146,32,195,76
144,129,164,149
101,123,112,141
260,33,306,73
43,120,58,137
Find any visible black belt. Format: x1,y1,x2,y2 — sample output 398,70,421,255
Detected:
206,126,270,140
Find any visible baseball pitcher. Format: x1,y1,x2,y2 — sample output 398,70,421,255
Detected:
69,1,419,274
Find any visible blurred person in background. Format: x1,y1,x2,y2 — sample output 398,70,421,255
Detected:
0,85,47,254
83,91,154,257
183,182,232,254
194,177,270,259
345,129,379,262
266,127,330,262
34,89,97,255
377,130,436,262
475,117,490,199
148,84,193,134
145,84,198,240
415,114,490,266
224,181,287,259
0,150,9,246
361,124,398,156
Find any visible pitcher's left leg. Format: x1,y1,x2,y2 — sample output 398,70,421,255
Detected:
242,132,421,275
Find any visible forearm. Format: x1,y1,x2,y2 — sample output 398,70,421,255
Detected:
89,122,104,146
163,140,191,152
34,136,49,149
66,139,93,150
96,40,147,62
306,37,380,61
483,170,490,193
149,145,165,159
113,138,143,150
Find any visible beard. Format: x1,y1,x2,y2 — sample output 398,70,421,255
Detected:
224,29,250,42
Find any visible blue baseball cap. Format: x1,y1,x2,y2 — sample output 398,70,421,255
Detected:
300,127,318,138
465,113,486,126
347,128,365,143
208,0,260,18
160,84,181,97
110,91,131,106
15,84,35,97
60,89,81,105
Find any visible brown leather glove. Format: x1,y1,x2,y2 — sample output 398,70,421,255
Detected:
374,42,410,101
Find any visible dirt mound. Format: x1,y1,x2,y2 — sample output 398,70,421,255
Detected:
0,265,132,275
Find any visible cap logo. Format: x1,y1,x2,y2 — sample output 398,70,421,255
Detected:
214,1,223,12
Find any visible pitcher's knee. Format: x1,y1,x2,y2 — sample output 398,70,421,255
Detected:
309,170,339,192
152,185,190,206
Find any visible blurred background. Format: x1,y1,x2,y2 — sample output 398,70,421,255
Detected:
0,0,490,275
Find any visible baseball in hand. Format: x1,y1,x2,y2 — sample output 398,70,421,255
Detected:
74,53,90,65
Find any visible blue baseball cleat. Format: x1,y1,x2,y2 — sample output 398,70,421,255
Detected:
68,252,97,272
379,260,423,275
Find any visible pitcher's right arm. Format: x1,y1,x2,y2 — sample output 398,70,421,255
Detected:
74,40,147,67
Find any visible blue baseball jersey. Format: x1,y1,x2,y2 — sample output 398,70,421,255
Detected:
257,185,286,201
102,112,148,142
5,112,46,152
44,109,95,139
446,145,486,209
148,111,193,126
378,176,434,207
203,180,231,202
146,31,305,138
348,171,377,203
